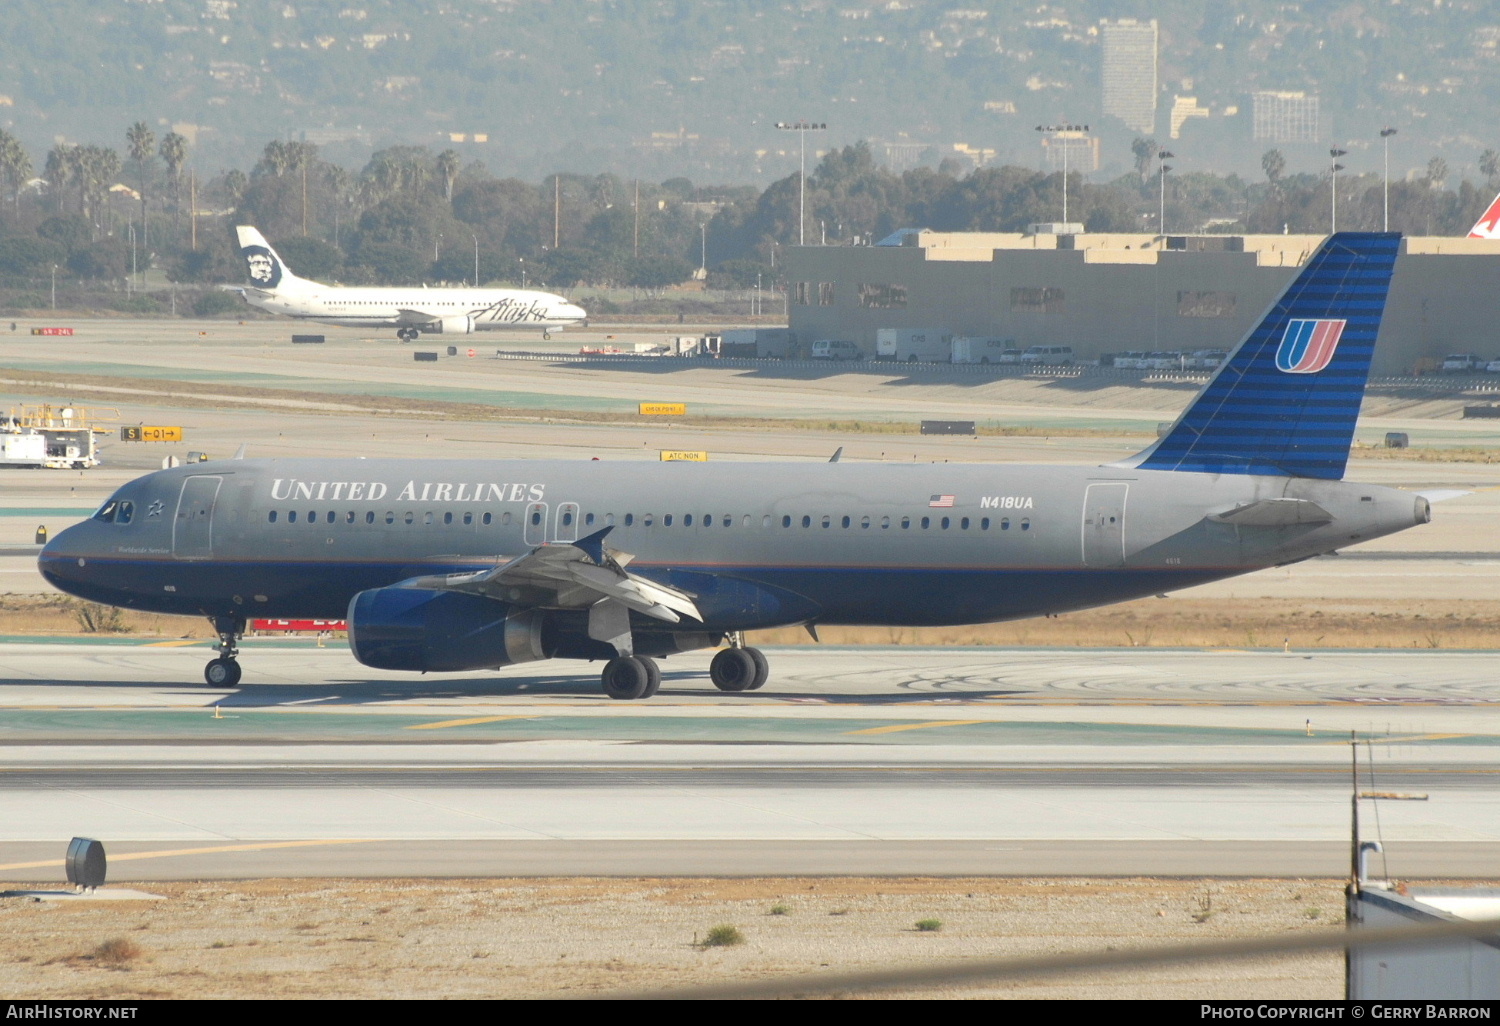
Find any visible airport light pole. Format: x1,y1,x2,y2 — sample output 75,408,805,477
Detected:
435,233,442,262
1035,124,1089,226
1157,151,1175,235
1380,128,1398,232
471,232,479,286
775,121,827,245
699,223,707,277
518,257,525,289
50,265,56,310
1330,148,1348,233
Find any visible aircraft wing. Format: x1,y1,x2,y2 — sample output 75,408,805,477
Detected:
403,527,702,655
395,308,446,327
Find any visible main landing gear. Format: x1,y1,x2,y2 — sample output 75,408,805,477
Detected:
601,655,661,700
597,637,770,700
396,327,422,342
204,614,244,688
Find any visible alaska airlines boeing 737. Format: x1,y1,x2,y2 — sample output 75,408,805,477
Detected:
41,233,1436,698
231,226,587,341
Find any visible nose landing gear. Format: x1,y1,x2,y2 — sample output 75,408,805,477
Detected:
205,614,244,688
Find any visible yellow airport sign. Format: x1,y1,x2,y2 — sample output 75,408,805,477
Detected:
660,450,708,462
120,426,184,442
639,402,687,416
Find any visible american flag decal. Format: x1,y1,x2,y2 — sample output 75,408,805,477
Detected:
928,494,955,508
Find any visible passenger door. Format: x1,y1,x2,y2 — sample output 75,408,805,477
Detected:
1081,482,1128,568
173,475,222,559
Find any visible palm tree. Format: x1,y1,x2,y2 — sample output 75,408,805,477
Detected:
126,121,155,245
0,130,32,220
158,131,187,224
1261,149,1286,186
43,145,75,214
436,148,460,201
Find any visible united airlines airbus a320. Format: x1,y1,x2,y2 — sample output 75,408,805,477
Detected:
42,234,1440,699
232,226,587,341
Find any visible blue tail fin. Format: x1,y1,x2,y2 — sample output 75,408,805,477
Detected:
1124,232,1400,480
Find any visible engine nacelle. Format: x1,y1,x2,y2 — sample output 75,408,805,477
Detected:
347,587,548,672
429,315,476,334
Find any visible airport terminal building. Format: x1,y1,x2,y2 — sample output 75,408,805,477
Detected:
784,231,1500,375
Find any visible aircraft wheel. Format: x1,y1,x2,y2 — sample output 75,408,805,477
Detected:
744,647,769,690
601,656,652,700
709,647,757,692
543,331,552,341
639,656,662,698
205,657,241,688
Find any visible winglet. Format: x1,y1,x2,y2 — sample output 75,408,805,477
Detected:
232,443,247,460
573,525,614,564
829,447,843,463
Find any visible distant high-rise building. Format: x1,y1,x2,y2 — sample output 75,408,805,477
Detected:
1101,18,1158,134
1252,91,1320,142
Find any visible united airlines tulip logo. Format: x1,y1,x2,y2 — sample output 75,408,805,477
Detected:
1275,318,1346,374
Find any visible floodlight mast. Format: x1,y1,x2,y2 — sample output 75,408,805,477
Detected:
775,121,827,245
1035,124,1090,226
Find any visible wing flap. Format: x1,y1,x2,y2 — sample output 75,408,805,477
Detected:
424,527,702,624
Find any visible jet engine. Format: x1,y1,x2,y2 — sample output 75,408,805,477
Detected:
347,586,548,672
429,315,476,334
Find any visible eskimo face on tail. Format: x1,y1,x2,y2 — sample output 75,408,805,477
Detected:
234,226,295,291
243,246,281,289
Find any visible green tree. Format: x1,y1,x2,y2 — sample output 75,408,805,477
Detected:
158,131,188,223
0,235,66,276
1425,156,1449,189
1132,138,1159,183
272,236,342,280
1261,149,1286,185
126,121,155,245
0,131,32,221
624,254,691,293
348,241,427,284
436,149,461,202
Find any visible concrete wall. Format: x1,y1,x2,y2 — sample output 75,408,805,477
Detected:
785,235,1500,375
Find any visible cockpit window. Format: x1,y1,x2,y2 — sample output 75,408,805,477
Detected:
92,500,134,525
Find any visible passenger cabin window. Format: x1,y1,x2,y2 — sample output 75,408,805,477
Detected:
841,516,851,528
1001,518,1010,530
404,512,415,525
682,514,692,527
463,512,473,526
385,512,395,524
1021,518,1031,531
921,516,930,529
664,514,674,527
781,515,791,528
562,510,574,527
444,512,453,525
268,511,278,523
288,511,298,523
624,514,634,526
801,515,811,528
821,516,831,529
346,511,356,524
482,512,492,525
366,512,375,525
585,513,594,526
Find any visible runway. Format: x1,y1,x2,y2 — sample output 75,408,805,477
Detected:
2,643,1499,880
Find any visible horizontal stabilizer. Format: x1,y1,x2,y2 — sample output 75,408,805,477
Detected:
1416,489,1469,504
1120,233,1401,480
1210,498,1333,527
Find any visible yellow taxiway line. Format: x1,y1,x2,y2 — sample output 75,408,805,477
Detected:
844,719,988,736
404,715,539,730
0,838,376,872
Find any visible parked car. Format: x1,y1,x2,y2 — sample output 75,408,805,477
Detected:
1486,359,1500,374
811,339,863,361
1188,349,1228,370
1114,351,1147,370
1143,352,1180,370
1442,353,1483,372
1020,345,1074,366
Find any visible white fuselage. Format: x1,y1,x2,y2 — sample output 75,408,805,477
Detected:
245,284,587,332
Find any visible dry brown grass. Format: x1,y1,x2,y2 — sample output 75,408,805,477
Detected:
86,938,145,966
5,593,1498,649
0,877,1347,1000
